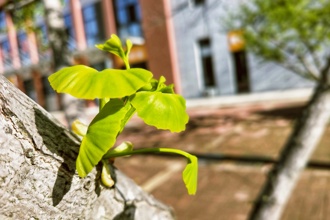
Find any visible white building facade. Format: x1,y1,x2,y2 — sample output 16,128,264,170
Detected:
170,0,314,98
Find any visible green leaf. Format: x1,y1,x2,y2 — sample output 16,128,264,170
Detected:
125,39,133,58
95,34,125,59
131,91,189,132
76,99,131,177
119,105,136,133
48,65,153,99
183,155,198,195
95,34,132,68
155,76,175,93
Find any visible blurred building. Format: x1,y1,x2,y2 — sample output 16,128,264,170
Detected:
170,0,314,98
0,0,314,111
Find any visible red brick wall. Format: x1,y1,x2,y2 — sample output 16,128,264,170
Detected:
139,0,181,93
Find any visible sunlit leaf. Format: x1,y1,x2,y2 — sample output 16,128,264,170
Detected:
95,34,125,59
119,106,136,133
183,155,198,195
76,99,131,177
125,39,133,58
131,91,189,132
156,76,175,94
48,65,153,99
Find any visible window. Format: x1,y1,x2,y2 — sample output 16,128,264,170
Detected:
127,4,138,23
1,39,11,69
17,32,31,65
64,14,76,50
232,51,250,93
83,2,105,46
114,0,142,39
38,24,51,62
0,12,6,30
198,38,216,88
193,0,205,6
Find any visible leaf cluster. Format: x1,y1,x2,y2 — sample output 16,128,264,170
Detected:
48,35,197,195
225,0,330,81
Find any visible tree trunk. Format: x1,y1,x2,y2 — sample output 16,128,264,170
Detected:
249,82,330,220
0,75,174,219
43,0,69,70
43,0,87,125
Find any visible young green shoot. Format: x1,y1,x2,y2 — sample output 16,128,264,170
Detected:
48,34,198,195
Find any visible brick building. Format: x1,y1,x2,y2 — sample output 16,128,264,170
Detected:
0,0,314,111
0,0,179,111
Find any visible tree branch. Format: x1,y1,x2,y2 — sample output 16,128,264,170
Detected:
296,54,320,81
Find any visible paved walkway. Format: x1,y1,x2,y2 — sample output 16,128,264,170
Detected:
51,88,330,220
112,88,330,220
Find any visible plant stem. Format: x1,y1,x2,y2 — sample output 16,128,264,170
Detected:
103,147,193,161
123,55,131,70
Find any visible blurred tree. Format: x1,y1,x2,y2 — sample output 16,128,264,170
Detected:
226,1,330,219
5,0,69,68
5,0,86,125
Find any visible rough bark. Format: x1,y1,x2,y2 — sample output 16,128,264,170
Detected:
0,75,175,219
249,82,330,220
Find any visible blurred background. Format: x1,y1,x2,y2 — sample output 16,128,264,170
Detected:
1,0,329,219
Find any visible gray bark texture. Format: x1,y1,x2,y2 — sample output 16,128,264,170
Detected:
0,75,175,220
249,82,330,220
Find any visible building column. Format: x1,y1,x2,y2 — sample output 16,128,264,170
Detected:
139,0,182,93
27,30,39,64
32,69,45,107
101,0,117,37
5,11,20,69
163,0,181,94
70,0,87,50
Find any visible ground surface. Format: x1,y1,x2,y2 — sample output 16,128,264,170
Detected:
113,101,330,220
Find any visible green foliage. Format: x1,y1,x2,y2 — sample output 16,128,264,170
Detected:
48,35,198,195
103,147,198,195
96,34,132,69
183,155,198,195
225,0,330,80
131,91,188,132
48,66,153,99
76,99,131,177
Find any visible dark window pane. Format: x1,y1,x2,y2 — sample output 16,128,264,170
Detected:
233,51,250,93
199,38,216,87
127,4,137,23
201,56,216,87
194,0,205,6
